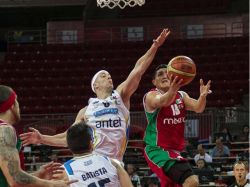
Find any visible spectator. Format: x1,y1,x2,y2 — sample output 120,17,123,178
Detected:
238,148,250,161
229,161,249,187
147,177,160,187
212,138,230,158
221,127,233,143
238,125,249,142
182,139,196,158
193,159,215,184
126,164,142,187
194,144,213,164
196,159,207,169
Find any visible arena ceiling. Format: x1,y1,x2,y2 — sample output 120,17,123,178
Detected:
0,0,88,7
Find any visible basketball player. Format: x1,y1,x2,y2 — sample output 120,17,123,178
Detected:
143,64,211,187
0,85,77,187
20,28,171,162
54,121,133,187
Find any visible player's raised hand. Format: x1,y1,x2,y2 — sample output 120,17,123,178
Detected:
168,74,183,94
20,127,42,146
200,79,212,97
153,28,170,47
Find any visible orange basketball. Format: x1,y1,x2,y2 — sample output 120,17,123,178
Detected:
167,55,196,86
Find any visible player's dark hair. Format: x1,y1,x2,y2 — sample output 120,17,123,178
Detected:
196,158,207,168
0,85,13,105
153,64,168,79
67,121,93,154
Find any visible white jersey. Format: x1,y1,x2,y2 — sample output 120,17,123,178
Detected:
64,154,120,187
85,90,130,161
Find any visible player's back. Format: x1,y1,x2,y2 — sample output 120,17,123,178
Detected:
63,153,120,187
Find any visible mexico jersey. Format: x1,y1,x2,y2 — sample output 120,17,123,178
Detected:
85,90,130,161
64,154,120,187
143,89,186,151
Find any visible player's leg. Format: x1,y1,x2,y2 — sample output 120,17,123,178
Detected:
144,146,179,187
164,161,199,187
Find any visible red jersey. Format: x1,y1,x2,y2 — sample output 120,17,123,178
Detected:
144,89,186,152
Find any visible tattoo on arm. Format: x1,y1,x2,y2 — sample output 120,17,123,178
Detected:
0,126,36,185
7,153,36,184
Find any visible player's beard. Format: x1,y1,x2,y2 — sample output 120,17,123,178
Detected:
10,107,21,124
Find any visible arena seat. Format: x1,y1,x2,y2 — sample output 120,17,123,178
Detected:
1,36,248,113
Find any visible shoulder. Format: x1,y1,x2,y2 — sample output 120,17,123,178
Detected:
194,154,199,158
178,91,188,98
75,106,87,123
110,158,123,169
0,125,16,147
144,90,161,101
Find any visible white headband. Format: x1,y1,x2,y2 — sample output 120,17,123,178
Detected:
91,70,109,93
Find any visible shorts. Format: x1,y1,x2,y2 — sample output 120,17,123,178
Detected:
144,145,193,187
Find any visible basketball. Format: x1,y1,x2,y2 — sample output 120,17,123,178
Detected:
167,55,196,86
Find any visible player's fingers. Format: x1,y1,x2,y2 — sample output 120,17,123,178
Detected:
165,29,170,37
20,132,32,138
206,80,211,90
43,162,54,169
20,135,31,141
50,163,63,167
29,127,38,132
67,180,78,185
163,29,170,38
22,142,31,146
50,166,65,171
200,79,204,86
177,78,183,85
206,80,211,87
172,75,179,84
21,138,29,144
52,170,64,175
20,139,32,146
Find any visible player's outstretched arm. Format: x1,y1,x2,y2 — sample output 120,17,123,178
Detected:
117,29,170,108
20,128,67,147
20,107,87,147
183,79,212,113
0,126,77,187
111,159,133,187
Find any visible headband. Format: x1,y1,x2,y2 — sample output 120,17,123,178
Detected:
0,91,17,113
91,70,109,93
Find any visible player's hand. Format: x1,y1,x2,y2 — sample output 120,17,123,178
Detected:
199,79,212,97
153,28,170,47
50,179,78,187
168,74,183,94
34,162,64,180
20,127,42,146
